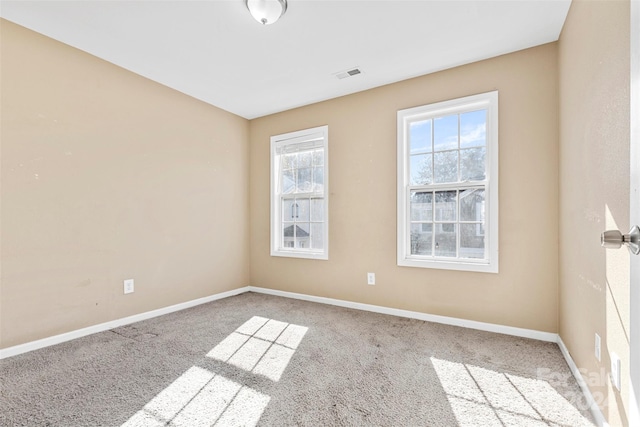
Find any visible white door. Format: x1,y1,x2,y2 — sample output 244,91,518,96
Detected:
630,1,639,423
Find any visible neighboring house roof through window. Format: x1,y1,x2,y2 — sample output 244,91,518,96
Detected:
283,225,310,238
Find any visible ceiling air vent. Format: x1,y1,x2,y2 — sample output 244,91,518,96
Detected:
334,67,363,80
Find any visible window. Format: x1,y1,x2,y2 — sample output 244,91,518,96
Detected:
397,92,498,273
271,125,328,260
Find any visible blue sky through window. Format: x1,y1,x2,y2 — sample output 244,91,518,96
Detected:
434,115,458,151
409,120,432,154
461,110,487,148
410,109,486,155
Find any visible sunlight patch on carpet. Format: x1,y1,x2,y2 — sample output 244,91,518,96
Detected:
430,357,594,427
207,316,308,382
122,316,307,427
121,366,269,427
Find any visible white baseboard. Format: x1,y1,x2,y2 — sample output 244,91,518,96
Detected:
0,286,609,427
0,282,611,425
251,286,610,423
247,286,558,342
557,337,609,427
0,282,608,424
0,286,250,360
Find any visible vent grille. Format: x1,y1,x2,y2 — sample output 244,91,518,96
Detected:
334,67,363,80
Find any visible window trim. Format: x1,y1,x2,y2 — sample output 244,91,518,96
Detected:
270,125,329,260
397,91,498,273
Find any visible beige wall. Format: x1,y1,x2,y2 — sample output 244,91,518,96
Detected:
559,1,631,425
250,44,560,333
2,4,635,424
0,20,250,349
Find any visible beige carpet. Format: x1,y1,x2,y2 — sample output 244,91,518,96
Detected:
0,292,595,426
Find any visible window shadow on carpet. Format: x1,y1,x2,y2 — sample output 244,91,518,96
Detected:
121,316,308,427
431,357,594,426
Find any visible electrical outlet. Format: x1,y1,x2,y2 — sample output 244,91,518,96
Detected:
367,272,375,285
610,352,621,391
595,333,601,361
124,279,134,294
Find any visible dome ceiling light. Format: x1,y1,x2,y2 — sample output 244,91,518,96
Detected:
245,0,287,25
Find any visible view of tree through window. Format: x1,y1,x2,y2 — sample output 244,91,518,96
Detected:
398,91,498,272
408,110,487,259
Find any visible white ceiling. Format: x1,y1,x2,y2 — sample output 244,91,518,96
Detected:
1,0,571,119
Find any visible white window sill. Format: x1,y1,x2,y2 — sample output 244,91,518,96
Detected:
271,249,328,260
398,257,498,273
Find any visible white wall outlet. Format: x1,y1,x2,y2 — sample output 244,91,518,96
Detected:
595,333,601,361
367,272,375,285
124,279,134,294
610,352,621,391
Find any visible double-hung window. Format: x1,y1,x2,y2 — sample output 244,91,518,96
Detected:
271,125,329,260
397,91,498,273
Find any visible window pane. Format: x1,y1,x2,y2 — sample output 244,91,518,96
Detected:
435,191,457,221
434,151,458,183
411,223,432,256
295,223,310,249
296,198,310,221
313,167,324,192
460,224,485,259
282,154,297,169
410,191,433,221
282,169,295,194
313,149,324,166
435,224,457,257
410,154,432,185
298,151,312,168
297,168,312,192
460,110,486,148
460,189,485,222
283,199,295,221
397,93,497,270
460,147,486,181
311,198,324,222
311,223,324,250
410,120,432,153
272,126,328,259
434,115,458,151
282,222,295,248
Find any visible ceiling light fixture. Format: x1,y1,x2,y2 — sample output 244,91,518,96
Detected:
245,0,287,25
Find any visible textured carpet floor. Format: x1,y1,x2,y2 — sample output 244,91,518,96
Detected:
1,292,595,426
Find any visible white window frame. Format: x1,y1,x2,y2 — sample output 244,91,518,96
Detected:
270,125,329,260
397,91,498,273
